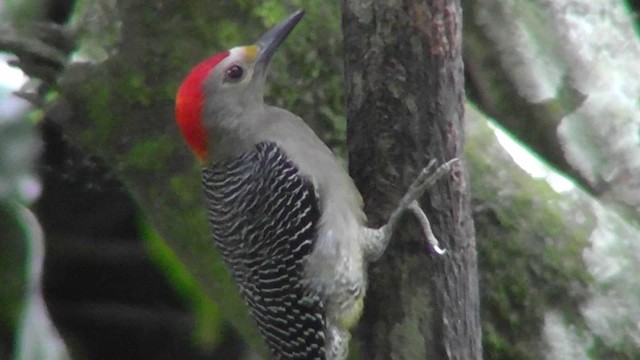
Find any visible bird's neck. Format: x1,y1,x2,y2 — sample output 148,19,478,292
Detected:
205,103,266,164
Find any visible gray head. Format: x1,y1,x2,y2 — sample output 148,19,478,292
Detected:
176,10,305,163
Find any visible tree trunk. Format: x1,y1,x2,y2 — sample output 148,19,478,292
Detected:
8,0,639,358
341,1,481,359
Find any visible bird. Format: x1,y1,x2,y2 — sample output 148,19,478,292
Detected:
175,9,454,359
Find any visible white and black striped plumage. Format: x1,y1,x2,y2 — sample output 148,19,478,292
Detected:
203,141,327,359
177,10,448,359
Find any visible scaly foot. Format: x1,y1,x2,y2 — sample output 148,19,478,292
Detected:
362,158,459,261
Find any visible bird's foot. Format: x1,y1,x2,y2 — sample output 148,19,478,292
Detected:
407,200,446,255
399,158,458,254
363,158,458,261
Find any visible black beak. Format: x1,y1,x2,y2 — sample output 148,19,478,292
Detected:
255,9,305,71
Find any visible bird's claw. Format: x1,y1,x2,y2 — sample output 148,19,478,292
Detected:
401,158,459,255
363,158,458,261
407,200,446,255
405,158,459,204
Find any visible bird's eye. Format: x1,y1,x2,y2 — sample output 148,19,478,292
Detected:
225,65,244,82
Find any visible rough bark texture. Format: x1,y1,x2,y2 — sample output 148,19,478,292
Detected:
341,1,481,359
7,0,638,358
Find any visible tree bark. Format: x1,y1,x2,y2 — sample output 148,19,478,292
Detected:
341,1,481,359
8,0,639,358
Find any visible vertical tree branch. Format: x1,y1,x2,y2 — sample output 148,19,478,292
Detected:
341,0,481,358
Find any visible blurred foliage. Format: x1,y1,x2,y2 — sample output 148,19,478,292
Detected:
0,203,26,357
625,0,640,34
0,99,39,204
467,116,593,360
260,0,347,156
54,0,348,355
0,94,37,343
12,205,70,360
6,0,630,358
1,82,70,356
1,0,44,27
467,116,640,360
139,219,223,350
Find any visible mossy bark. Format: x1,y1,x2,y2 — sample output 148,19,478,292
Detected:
463,0,640,220
465,107,594,359
7,0,636,358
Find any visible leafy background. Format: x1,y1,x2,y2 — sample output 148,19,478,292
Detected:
2,0,640,359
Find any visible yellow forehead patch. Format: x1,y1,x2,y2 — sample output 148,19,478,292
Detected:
243,45,259,61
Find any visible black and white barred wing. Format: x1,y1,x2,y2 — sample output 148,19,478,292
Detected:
202,142,326,360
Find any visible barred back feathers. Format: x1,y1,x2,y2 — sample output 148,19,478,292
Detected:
203,142,326,359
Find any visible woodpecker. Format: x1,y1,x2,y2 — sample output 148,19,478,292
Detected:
175,9,454,360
